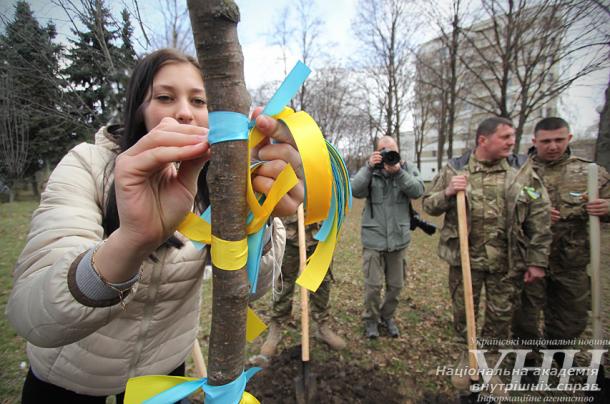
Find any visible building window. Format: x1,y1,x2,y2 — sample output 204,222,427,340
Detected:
432,150,437,157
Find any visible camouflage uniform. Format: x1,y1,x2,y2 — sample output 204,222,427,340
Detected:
512,150,610,342
351,162,425,323
423,151,552,343
270,215,332,324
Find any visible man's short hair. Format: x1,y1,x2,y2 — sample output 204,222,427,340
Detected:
534,117,570,135
476,117,514,145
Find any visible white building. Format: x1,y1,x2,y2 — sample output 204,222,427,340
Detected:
413,6,560,175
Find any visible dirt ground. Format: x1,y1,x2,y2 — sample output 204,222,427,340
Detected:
194,198,610,403
247,345,410,403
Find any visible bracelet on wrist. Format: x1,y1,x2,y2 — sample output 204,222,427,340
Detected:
90,240,142,310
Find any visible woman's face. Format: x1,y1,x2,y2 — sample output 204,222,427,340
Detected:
143,62,208,131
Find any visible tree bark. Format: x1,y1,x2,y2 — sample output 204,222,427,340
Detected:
596,75,610,171
187,0,251,386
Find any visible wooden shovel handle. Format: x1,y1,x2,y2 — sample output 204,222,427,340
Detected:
457,191,478,381
297,204,310,362
588,164,601,346
191,339,207,378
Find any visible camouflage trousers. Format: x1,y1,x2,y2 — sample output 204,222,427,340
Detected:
362,247,407,323
512,260,589,343
271,242,332,324
449,266,522,345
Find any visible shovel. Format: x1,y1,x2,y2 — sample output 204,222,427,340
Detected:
457,191,479,382
588,163,602,346
294,203,317,403
587,164,610,397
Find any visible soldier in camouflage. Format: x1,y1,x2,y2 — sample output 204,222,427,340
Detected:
259,216,346,358
512,117,610,346
423,117,552,391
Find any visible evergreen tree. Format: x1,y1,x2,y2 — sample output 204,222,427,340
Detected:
112,8,137,121
0,1,69,192
62,0,136,134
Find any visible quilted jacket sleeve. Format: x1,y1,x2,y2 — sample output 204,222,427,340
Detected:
6,143,129,348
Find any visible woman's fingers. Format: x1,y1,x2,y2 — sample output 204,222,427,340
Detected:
126,117,208,156
254,159,305,203
252,174,302,216
118,142,209,177
257,143,304,179
254,115,297,148
178,152,211,194
250,106,264,121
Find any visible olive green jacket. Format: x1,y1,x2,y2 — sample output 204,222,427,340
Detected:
530,148,610,269
351,162,424,251
423,151,552,273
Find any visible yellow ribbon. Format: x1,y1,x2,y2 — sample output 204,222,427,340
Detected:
246,307,267,342
279,111,332,224
124,375,260,404
177,212,210,244
210,235,248,271
296,208,338,291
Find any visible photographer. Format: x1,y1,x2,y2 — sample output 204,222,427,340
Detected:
351,136,424,339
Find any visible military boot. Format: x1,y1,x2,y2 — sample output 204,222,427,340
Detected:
315,322,346,350
365,320,379,339
381,318,400,338
260,320,283,357
451,351,472,391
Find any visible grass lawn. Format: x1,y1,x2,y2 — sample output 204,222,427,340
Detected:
1,198,608,403
0,201,38,402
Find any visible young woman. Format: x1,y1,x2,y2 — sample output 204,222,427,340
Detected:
7,48,303,403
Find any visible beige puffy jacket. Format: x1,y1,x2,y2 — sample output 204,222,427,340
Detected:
6,127,286,396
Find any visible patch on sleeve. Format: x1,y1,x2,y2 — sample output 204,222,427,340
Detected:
522,186,541,200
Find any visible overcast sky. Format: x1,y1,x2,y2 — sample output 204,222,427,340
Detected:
2,0,608,137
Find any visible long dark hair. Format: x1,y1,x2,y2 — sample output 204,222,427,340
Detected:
103,48,210,248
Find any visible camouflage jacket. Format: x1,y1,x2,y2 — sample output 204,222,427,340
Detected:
530,149,610,269
422,150,552,273
351,162,425,251
282,214,321,248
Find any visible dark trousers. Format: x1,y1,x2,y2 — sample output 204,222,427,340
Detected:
22,363,185,404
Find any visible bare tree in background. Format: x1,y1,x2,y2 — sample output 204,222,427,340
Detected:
414,0,472,169
267,6,294,78
263,0,324,113
412,63,433,170
294,0,324,111
352,0,416,150
459,0,609,151
592,0,610,171
151,0,194,54
306,66,356,144
0,73,29,203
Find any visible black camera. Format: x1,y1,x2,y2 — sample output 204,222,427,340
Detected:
409,203,437,235
374,148,401,169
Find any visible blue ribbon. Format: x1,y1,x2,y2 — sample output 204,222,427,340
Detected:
208,111,249,144
143,368,261,404
249,61,311,129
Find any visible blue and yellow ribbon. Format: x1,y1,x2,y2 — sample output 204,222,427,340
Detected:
126,61,352,404
124,368,261,404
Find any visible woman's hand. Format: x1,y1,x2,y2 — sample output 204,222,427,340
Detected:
114,117,210,254
250,107,304,217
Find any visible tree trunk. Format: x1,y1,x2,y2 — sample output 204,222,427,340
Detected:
595,75,610,171
187,0,251,386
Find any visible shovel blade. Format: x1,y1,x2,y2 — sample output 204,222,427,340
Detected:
294,373,317,404
294,360,317,404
